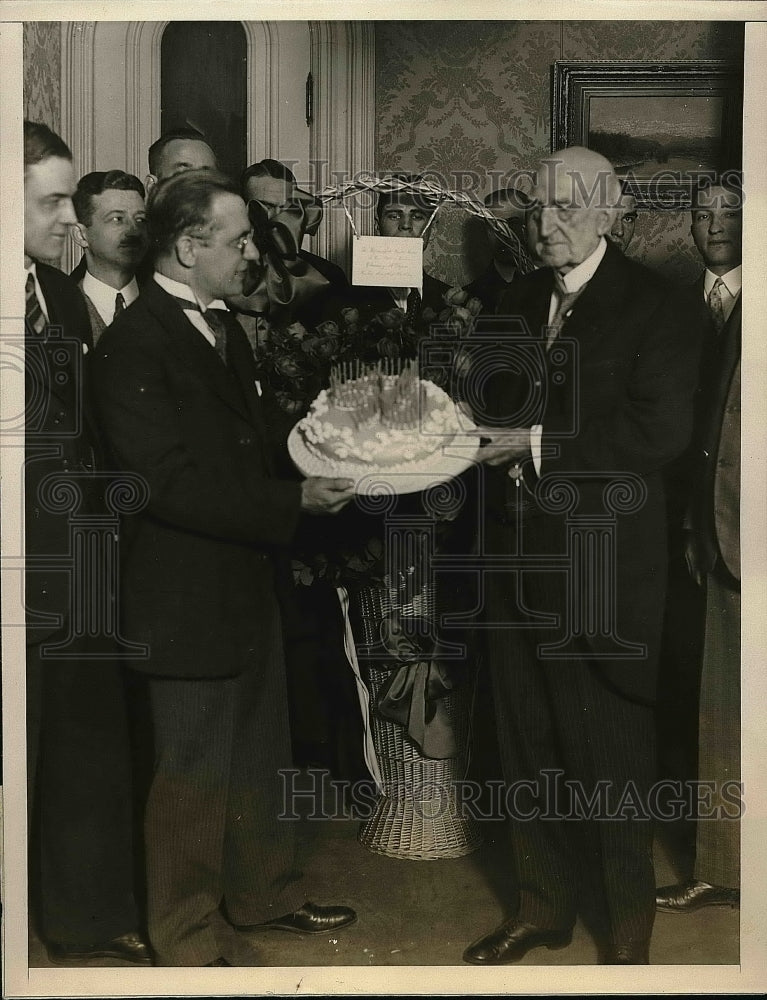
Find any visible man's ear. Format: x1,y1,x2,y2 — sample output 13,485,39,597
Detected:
175,234,197,269
596,208,616,238
71,224,89,251
145,174,158,194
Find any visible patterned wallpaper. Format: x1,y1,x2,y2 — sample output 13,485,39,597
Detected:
375,20,745,287
23,21,61,132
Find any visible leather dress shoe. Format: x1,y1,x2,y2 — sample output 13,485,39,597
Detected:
205,957,232,967
604,941,650,964
46,930,153,966
656,878,739,912
236,901,357,935
463,919,572,965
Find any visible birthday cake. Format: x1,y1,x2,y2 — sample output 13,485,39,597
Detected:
298,360,463,471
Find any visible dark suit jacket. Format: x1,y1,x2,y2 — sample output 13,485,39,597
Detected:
489,239,700,703
463,262,516,315
25,263,100,641
349,270,450,322
686,276,741,581
92,279,303,679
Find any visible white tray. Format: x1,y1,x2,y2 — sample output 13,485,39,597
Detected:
287,423,480,495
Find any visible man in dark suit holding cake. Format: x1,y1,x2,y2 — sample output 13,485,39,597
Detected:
92,168,357,966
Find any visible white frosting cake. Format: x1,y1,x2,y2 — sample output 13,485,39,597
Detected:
298,363,462,470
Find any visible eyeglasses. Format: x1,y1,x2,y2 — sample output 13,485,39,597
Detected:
189,230,254,253
231,232,253,253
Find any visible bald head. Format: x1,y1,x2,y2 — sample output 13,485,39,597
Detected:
529,146,620,273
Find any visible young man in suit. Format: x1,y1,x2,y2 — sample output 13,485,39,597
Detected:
144,126,217,193
92,169,357,967
347,176,450,323
655,178,742,914
464,147,699,965
23,121,150,966
70,170,149,344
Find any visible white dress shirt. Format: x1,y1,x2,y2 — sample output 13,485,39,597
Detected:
152,272,227,348
82,270,139,326
703,265,742,324
530,238,608,474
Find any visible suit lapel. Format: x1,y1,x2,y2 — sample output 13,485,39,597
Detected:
144,280,253,425
35,266,89,411
557,241,628,351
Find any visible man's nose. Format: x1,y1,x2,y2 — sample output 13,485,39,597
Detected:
398,215,412,231
612,219,624,237
538,207,556,237
243,236,260,262
708,214,724,234
60,198,77,226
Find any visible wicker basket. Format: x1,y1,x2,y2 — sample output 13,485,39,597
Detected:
350,586,482,860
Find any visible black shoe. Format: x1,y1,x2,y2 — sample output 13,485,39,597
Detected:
205,957,232,967
604,941,650,964
236,901,357,935
655,879,739,913
47,930,153,966
463,919,572,965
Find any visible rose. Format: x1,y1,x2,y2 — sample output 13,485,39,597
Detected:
340,306,360,325
273,355,305,377
452,305,474,325
314,319,340,339
285,321,309,341
301,335,340,360
377,308,406,331
444,286,469,306
466,296,483,317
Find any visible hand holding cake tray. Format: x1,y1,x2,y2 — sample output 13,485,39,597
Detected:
287,359,480,495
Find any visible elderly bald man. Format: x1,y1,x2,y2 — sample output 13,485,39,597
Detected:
465,147,699,965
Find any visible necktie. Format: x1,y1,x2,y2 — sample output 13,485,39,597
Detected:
405,288,422,325
113,291,126,321
545,274,585,350
203,309,229,366
25,272,46,337
708,277,726,334
171,295,228,365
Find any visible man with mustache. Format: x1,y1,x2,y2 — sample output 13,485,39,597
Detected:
71,171,149,344
92,168,357,966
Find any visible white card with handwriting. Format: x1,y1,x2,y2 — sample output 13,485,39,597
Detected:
351,235,423,287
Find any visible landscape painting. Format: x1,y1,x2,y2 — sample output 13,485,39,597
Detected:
587,93,724,178
552,61,743,207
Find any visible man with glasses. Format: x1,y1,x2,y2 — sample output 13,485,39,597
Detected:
92,169,357,966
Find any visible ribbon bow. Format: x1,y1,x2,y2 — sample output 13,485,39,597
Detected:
373,612,462,759
242,193,329,327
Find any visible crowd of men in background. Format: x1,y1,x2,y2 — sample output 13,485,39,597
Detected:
22,118,741,967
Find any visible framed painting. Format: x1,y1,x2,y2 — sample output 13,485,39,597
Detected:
552,61,743,208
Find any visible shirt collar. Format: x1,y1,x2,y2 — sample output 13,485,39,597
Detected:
704,265,742,299
153,272,227,312
82,270,139,315
557,237,607,294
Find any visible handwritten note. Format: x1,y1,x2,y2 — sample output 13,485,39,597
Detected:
351,236,423,287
